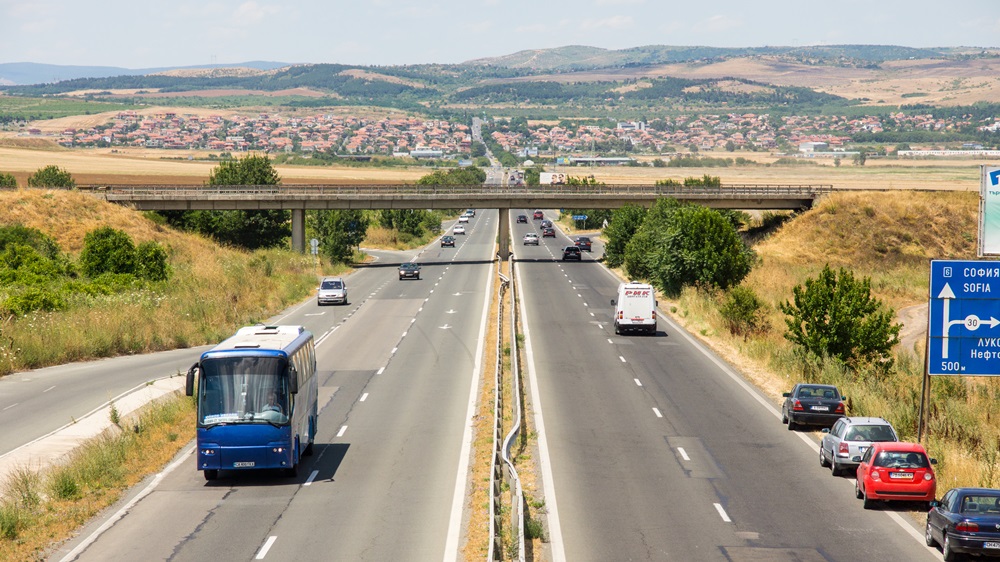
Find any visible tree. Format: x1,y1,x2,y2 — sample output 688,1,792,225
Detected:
649,205,755,296
779,265,901,368
27,165,75,188
725,140,736,152
160,154,289,249
853,151,867,166
602,204,646,268
0,172,16,188
316,210,369,263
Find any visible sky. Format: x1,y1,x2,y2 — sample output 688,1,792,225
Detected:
2,0,999,69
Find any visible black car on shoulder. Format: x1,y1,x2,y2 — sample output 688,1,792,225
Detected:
398,262,421,280
516,214,528,224
574,236,592,251
781,383,845,430
441,235,455,247
562,246,582,261
926,487,1000,559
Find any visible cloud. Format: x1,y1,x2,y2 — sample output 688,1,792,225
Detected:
694,14,742,33
581,15,634,31
232,1,281,26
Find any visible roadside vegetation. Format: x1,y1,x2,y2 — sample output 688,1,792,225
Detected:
602,188,994,496
0,394,194,560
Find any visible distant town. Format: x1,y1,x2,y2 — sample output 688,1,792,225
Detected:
20,109,1000,161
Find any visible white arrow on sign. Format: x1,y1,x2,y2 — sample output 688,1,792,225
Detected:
938,282,1000,359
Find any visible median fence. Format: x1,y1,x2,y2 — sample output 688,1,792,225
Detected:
489,254,526,561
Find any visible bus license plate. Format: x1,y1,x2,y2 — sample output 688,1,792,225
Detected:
233,461,255,468
985,542,1000,549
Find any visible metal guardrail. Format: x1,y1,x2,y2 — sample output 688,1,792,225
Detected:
489,254,525,561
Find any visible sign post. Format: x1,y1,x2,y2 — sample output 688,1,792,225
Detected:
921,259,1000,440
978,165,1000,256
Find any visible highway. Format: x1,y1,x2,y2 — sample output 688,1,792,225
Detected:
512,210,937,561
0,208,945,561
49,212,497,561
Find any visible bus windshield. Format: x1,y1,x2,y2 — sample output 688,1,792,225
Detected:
198,356,289,425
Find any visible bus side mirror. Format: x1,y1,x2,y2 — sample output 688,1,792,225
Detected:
288,366,299,395
185,363,198,396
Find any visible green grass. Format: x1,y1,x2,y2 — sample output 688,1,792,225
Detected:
0,97,132,121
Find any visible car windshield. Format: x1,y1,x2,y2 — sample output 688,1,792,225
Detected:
798,386,837,398
401,263,418,269
321,280,342,290
962,496,1000,513
846,425,895,442
873,451,929,468
198,356,289,425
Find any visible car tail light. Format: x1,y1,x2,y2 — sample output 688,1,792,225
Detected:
957,521,979,532
924,472,934,481
871,470,881,481
838,442,849,455
792,399,804,412
835,402,845,414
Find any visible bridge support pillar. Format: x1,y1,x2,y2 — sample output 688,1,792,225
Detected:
497,208,510,260
291,209,305,253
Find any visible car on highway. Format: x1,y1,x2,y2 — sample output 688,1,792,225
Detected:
540,219,553,229
441,235,455,247
453,225,466,235
781,383,846,430
574,236,592,252
517,214,528,224
562,246,582,261
533,210,544,220
820,417,899,476
926,487,1000,561
398,262,421,280
542,227,555,238
855,441,936,510
523,233,539,245
316,276,347,306
466,209,476,217
458,215,469,223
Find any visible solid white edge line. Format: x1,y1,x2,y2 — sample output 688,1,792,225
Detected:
714,503,732,523
515,261,567,561
443,220,496,561
58,446,195,562
255,535,277,559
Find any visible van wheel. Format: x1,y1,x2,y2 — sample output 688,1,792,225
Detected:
614,324,621,335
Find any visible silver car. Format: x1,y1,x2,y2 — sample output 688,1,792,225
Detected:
819,416,898,476
317,276,347,305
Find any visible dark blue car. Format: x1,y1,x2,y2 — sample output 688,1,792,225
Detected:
926,487,1000,560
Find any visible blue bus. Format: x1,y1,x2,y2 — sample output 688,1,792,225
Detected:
185,325,318,480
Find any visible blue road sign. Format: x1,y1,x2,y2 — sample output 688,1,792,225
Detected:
571,215,588,221
929,260,1000,375
990,168,1000,186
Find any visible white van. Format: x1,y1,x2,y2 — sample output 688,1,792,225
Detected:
611,282,657,335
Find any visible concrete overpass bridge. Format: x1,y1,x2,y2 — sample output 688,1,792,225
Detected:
84,183,830,257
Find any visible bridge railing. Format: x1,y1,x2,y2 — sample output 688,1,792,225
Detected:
81,183,831,198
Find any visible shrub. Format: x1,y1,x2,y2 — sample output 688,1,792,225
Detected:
0,172,16,188
79,227,137,277
135,241,170,281
719,286,768,338
27,165,75,188
3,287,66,315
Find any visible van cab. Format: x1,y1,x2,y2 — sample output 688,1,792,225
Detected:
610,282,657,335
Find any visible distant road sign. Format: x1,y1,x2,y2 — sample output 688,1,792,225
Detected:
571,215,588,221
928,259,1000,375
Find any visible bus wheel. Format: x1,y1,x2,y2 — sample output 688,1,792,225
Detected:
204,469,218,481
285,464,298,478
304,441,314,456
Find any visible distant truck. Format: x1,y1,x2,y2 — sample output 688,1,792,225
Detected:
611,282,657,335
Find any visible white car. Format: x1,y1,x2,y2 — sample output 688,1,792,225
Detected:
453,225,466,235
458,215,469,223
523,233,539,245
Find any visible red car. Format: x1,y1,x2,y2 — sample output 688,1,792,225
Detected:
533,210,544,220
855,442,937,509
